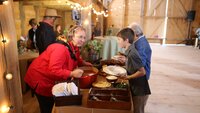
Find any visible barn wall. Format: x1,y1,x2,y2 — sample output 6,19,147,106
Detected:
107,0,199,44
107,0,125,29
166,0,193,44
142,0,166,39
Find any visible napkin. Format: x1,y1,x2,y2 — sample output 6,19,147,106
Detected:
52,82,78,97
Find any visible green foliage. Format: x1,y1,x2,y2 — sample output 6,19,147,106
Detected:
84,40,103,53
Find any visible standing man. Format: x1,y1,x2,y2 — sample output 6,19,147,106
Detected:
128,23,152,80
36,8,61,54
27,18,38,50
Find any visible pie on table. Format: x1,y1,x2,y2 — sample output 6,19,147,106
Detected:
92,81,111,88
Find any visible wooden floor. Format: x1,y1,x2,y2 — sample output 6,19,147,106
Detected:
23,44,200,113
23,91,40,113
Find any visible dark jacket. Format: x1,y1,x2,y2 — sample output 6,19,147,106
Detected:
27,28,37,49
36,22,56,54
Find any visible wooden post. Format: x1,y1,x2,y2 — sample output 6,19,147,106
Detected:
140,0,145,28
124,0,129,27
34,5,40,24
19,1,25,36
0,0,23,113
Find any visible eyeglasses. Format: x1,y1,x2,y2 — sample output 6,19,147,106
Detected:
75,35,86,40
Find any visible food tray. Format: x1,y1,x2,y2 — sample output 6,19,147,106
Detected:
87,88,131,110
54,80,82,106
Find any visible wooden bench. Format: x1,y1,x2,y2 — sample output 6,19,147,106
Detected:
147,37,164,45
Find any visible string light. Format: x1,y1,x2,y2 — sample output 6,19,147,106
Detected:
57,0,61,3
0,105,13,113
66,2,108,17
1,105,10,113
107,1,135,12
0,0,8,5
5,73,13,80
83,19,89,25
0,20,13,112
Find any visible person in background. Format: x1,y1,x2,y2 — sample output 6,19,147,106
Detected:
17,34,27,54
117,28,151,113
55,24,63,37
36,8,61,54
107,24,114,36
128,23,152,80
27,18,38,50
24,25,92,113
93,22,101,37
55,24,65,41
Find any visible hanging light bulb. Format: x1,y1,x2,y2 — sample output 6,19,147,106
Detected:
0,0,8,5
1,105,10,113
57,0,61,3
6,73,13,80
84,19,89,25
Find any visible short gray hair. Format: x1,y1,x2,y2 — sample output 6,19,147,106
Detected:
128,23,143,37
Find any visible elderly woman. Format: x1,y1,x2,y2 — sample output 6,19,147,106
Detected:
24,26,92,113
128,23,152,80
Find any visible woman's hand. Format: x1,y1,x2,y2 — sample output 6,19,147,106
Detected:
70,69,84,78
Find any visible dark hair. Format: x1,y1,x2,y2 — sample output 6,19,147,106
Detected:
117,28,135,44
55,24,61,28
29,18,37,26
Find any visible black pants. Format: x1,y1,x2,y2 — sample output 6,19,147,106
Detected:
35,93,54,113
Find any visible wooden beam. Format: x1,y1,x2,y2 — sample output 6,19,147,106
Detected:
124,0,129,26
140,0,145,29
19,1,25,36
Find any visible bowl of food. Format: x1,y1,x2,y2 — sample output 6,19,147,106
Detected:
78,66,98,89
106,75,118,83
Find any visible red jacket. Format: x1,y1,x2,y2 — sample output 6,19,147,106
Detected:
24,43,83,96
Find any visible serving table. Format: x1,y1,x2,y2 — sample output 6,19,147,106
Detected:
18,51,39,93
53,89,132,113
53,75,132,113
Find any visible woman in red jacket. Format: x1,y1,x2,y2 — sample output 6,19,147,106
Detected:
24,26,92,113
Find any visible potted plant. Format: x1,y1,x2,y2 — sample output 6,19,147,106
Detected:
84,40,102,63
